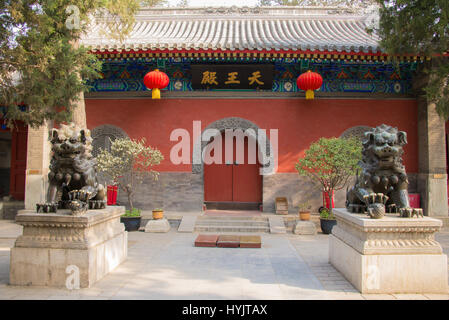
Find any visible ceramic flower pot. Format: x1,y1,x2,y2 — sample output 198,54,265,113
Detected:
120,216,141,231
299,211,311,221
320,218,337,234
152,210,164,220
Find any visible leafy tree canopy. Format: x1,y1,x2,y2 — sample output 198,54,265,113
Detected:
295,137,362,199
96,137,164,212
376,0,449,119
0,0,166,129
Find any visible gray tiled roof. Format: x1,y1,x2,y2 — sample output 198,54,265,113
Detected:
82,6,381,53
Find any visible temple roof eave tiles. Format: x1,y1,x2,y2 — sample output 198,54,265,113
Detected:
81,6,382,55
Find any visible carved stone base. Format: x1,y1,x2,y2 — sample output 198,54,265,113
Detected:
10,206,127,288
293,221,317,235
144,218,170,233
329,208,448,294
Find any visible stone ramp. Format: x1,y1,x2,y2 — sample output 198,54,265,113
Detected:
194,215,288,234
177,216,197,233
268,216,287,234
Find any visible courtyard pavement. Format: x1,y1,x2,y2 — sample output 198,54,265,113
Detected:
0,219,448,300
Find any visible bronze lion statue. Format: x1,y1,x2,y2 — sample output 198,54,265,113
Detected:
37,123,106,214
346,124,422,219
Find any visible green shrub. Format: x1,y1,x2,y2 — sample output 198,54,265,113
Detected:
122,208,141,217
319,208,335,220
96,137,163,213
296,137,362,214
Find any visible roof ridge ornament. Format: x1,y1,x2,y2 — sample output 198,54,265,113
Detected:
204,6,261,15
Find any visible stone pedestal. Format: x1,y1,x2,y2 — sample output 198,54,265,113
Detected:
293,221,317,235
10,206,127,288
329,208,448,294
144,218,170,233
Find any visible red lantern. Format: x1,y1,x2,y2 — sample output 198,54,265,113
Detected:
143,69,169,99
296,70,323,100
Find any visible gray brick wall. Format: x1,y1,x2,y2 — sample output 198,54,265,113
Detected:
116,172,203,212
263,173,417,214
114,171,418,214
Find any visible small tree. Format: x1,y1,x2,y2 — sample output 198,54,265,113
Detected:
295,137,362,213
96,138,164,212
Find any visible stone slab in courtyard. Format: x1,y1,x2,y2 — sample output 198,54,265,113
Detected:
240,235,261,248
217,235,240,248
329,208,448,294
9,206,127,288
194,234,218,247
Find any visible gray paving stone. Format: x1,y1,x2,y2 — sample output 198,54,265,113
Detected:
0,220,447,300
178,216,197,232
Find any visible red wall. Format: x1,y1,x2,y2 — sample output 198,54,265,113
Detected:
85,98,419,173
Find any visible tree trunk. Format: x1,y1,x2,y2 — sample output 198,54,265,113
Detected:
70,40,87,128
328,189,334,214
72,91,87,128
127,191,134,213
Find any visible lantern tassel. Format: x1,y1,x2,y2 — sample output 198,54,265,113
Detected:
305,90,314,100
152,88,161,99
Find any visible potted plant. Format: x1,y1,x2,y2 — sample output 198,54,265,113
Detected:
297,201,312,221
319,208,337,234
120,208,142,231
152,208,164,220
96,137,164,231
295,137,362,230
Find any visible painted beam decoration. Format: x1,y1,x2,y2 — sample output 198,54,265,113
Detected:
191,65,274,90
88,56,417,94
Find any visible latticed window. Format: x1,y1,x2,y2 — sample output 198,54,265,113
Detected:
91,125,129,186
91,125,128,158
340,126,372,141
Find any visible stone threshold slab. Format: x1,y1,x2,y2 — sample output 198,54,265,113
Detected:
194,234,262,248
195,234,219,247
217,235,240,248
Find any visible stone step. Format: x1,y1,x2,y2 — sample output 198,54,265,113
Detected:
204,202,260,210
195,219,269,227
194,225,270,233
199,216,267,221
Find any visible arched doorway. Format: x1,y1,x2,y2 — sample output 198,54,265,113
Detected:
192,117,274,211
0,120,28,200
203,130,263,210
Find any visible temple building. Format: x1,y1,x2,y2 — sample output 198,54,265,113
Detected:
1,6,448,223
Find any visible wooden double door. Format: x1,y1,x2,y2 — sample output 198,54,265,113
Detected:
204,132,262,204
0,120,27,200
